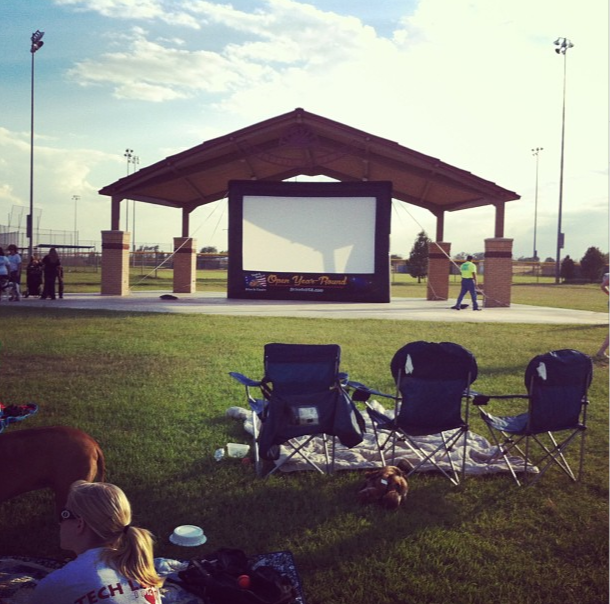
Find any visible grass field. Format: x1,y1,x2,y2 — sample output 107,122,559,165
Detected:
0,279,607,604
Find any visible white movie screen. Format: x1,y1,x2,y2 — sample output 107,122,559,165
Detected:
228,181,391,302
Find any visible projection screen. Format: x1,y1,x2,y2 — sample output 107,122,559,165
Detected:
227,180,391,302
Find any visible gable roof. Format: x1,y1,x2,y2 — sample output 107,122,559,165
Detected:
99,107,520,214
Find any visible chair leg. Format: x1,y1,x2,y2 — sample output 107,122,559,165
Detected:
485,427,523,486
251,411,263,477
266,436,328,477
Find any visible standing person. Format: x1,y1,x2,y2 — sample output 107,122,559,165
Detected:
32,480,163,604
0,248,10,297
451,255,481,311
57,263,65,298
7,244,22,300
41,247,61,300
26,255,43,297
594,272,609,359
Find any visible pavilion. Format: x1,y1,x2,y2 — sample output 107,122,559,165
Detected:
99,108,520,306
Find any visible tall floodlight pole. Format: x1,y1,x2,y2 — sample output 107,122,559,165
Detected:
72,194,81,246
531,147,543,260
554,37,573,284
131,155,139,254
124,149,134,232
28,30,45,260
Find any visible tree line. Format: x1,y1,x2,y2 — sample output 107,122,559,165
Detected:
399,231,608,283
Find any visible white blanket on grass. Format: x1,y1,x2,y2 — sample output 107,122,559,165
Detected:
226,400,536,475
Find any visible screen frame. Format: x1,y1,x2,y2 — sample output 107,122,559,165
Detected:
227,180,392,302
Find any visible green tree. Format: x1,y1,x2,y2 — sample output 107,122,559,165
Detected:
200,246,218,253
580,246,606,282
560,255,576,282
408,231,430,283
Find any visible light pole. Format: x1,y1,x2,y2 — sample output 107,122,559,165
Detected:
531,147,543,260
28,30,45,260
123,149,134,232
131,154,139,254
72,195,81,246
554,37,573,284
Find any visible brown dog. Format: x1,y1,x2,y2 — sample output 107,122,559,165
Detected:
0,426,106,513
357,465,409,510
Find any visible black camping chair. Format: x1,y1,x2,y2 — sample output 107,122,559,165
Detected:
347,341,477,485
230,343,365,477
473,349,592,486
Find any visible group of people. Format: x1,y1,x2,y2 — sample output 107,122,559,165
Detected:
0,245,64,300
0,244,24,299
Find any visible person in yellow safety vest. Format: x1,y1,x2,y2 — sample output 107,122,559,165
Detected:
451,255,481,311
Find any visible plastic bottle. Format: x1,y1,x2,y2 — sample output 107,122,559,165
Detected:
214,447,225,461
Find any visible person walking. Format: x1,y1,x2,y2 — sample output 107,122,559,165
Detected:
7,244,22,300
451,255,481,311
32,480,163,604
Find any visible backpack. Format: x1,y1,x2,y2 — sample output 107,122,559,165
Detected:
175,548,297,604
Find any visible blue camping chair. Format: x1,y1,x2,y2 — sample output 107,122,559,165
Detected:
473,349,592,486
348,341,477,485
230,343,365,476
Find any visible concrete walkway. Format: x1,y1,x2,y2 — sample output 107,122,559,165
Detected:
12,291,608,325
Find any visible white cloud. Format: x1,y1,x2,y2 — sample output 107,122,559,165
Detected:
54,0,201,28
2,0,606,259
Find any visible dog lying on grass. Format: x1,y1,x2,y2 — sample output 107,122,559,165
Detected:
0,426,106,513
357,465,409,510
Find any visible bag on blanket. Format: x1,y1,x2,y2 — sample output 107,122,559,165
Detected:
175,548,297,604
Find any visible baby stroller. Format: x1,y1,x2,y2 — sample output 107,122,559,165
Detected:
24,262,43,298
0,276,18,302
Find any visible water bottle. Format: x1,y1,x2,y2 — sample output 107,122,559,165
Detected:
214,447,225,462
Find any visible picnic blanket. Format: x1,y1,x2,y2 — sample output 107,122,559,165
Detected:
0,552,306,604
227,400,535,474
0,404,38,435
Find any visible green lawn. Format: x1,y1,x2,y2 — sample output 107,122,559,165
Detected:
0,282,607,604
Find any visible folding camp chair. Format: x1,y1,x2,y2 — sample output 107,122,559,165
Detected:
348,341,477,485
472,349,592,486
229,343,365,477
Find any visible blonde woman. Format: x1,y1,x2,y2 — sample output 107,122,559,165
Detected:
32,481,163,604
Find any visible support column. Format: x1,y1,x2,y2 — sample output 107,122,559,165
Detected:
101,231,130,296
173,237,197,294
483,238,513,307
427,242,451,301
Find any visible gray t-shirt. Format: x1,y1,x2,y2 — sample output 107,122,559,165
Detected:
32,547,161,604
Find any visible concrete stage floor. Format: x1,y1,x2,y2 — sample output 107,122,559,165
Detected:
14,291,608,325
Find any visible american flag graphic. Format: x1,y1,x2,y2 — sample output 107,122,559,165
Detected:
245,272,267,288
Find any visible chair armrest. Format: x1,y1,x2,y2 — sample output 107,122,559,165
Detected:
346,380,397,401
228,372,261,388
470,391,530,406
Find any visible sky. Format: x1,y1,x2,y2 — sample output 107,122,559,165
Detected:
1,0,608,260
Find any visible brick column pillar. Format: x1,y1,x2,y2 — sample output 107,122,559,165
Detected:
483,238,513,307
427,242,451,301
101,231,130,296
173,237,197,294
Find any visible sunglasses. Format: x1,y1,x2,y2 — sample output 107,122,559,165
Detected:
59,508,80,523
